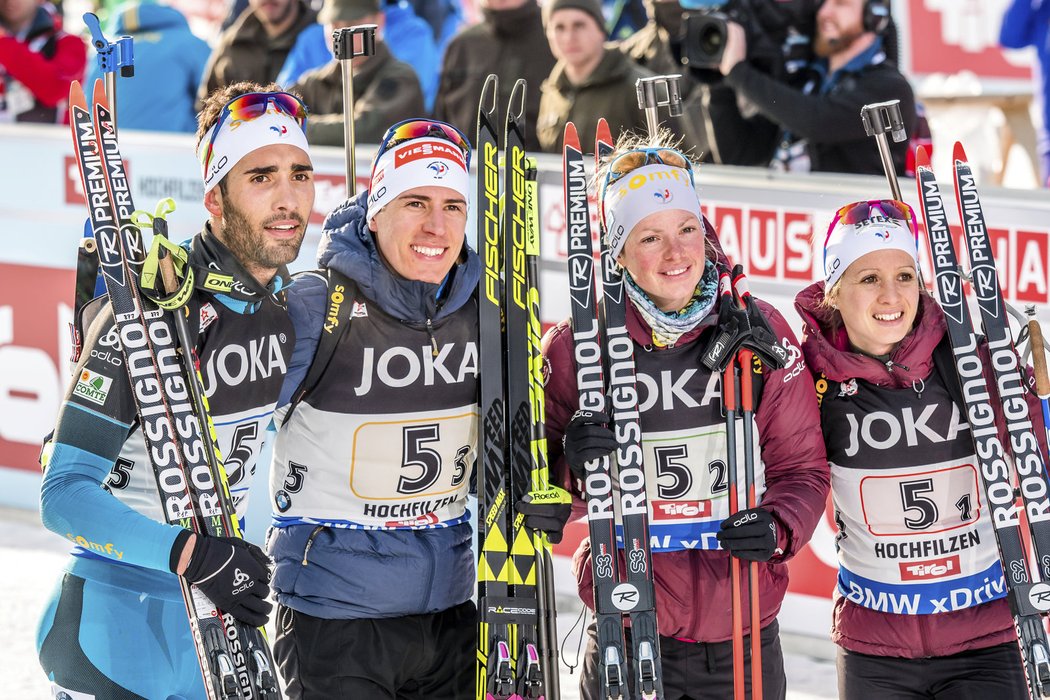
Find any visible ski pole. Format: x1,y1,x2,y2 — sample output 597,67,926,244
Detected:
723,335,746,700
737,344,762,700
860,100,907,202
636,75,683,139
83,12,134,134
332,24,376,196
1026,308,1050,446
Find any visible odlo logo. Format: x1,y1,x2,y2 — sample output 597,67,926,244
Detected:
232,568,254,595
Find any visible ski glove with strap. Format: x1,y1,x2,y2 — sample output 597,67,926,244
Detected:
180,534,273,627
717,507,783,562
562,410,617,481
517,485,573,544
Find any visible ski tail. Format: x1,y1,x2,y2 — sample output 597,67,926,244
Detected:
915,144,1050,698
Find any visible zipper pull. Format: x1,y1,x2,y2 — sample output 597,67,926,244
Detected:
425,318,439,357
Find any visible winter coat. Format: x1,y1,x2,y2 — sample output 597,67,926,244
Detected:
0,3,85,123
433,2,555,152
537,46,656,153
85,4,209,133
722,38,916,175
542,284,829,642
196,0,316,111
1000,0,1050,182
291,41,425,147
269,191,481,620
794,282,1050,657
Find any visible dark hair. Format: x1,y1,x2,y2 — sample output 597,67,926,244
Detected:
195,81,300,197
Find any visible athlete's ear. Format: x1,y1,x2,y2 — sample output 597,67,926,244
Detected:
204,185,223,219
368,215,378,233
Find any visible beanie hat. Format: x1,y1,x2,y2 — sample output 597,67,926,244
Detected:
319,0,381,24
543,0,607,34
823,200,919,290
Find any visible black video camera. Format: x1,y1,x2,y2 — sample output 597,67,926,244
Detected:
680,0,819,79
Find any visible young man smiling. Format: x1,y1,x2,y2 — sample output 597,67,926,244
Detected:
37,81,314,699
269,118,480,697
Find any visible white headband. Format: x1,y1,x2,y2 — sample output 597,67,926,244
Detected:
197,110,311,194
601,164,701,258
366,138,470,224
824,215,919,289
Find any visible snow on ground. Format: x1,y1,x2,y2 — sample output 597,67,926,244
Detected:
2,506,837,699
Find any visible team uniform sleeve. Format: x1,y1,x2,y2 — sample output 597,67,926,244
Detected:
751,302,830,560
541,321,584,500
39,307,188,572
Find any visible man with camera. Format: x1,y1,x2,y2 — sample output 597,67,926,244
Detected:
713,0,915,175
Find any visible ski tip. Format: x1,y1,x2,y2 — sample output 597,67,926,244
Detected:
92,78,107,106
68,80,85,108
915,145,931,169
564,122,580,149
596,118,612,145
953,141,967,164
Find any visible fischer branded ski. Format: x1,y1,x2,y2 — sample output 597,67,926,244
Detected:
68,79,278,700
915,145,1050,699
503,78,545,699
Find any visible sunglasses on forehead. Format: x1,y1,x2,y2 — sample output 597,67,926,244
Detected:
831,199,916,229
604,147,695,190
199,91,308,174
376,119,472,165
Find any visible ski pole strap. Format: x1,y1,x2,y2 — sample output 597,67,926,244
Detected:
135,200,196,310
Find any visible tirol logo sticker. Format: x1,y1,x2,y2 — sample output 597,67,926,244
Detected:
73,369,113,406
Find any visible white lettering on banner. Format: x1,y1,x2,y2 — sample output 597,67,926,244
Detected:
353,342,479,395
0,307,63,444
923,0,1014,53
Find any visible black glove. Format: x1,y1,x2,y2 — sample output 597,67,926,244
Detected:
180,534,273,627
562,410,617,480
517,486,573,544
717,507,781,562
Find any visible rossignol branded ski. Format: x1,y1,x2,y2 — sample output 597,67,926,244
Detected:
562,121,630,699
562,118,663,699
67,79,278,700
915,145,1050,699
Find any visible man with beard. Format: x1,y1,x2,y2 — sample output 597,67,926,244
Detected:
717,0,915,175
37,82,314,699
197,0,317,111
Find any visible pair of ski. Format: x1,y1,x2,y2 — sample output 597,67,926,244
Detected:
476,75,559,700
562,120,664,700
67,79,279,700
915,144,1050,699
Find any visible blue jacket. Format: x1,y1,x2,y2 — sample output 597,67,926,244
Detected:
276,2,440,114
270,191,481,620
1000,0,1050,180
86,3,209,133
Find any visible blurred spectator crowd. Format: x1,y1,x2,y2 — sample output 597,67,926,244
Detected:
0,0,1043,180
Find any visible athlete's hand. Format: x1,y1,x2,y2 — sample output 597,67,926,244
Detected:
180,534,273,626
720,21,748,76
562,410,617,480
517,486,573,544
717,507,782,562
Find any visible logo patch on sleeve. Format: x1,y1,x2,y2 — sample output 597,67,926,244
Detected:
73,369,113,405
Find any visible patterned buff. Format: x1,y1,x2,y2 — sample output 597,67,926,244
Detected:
366,137,470,225
601,163,702,259
197,108,310,194
625,259,719,347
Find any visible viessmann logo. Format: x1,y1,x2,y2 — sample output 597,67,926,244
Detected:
899,555,961,581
